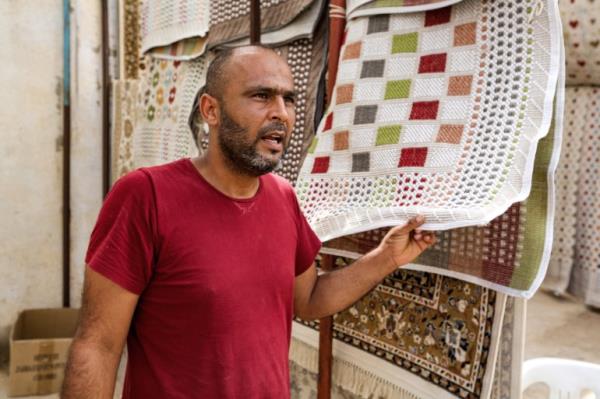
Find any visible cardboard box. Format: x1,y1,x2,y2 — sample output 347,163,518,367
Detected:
8,308,79,397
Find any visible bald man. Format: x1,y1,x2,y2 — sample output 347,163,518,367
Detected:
62,46,436,399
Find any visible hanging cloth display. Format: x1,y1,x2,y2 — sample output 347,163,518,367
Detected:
132,56,209,167
347,0,466,17
140,0,210,56
207,0,314,49
297,0,563,241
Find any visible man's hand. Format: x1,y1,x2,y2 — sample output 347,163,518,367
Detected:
376,216,437,268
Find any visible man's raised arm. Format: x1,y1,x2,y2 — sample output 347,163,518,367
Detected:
61,266,139,399
294,217,436,320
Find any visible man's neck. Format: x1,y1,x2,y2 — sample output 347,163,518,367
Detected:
191,151,261,200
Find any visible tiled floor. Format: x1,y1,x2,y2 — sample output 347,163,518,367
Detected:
1,291,599,398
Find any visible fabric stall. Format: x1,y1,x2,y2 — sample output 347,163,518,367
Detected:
109,0,569,398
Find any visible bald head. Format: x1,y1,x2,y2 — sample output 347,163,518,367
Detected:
204,45,287,101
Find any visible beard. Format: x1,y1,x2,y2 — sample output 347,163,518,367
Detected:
217,105,289,177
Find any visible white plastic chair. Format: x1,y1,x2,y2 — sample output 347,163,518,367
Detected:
522,358,600,399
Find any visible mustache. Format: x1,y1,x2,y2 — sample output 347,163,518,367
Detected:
257,122,289,138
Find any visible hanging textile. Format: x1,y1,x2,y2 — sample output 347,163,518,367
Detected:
296,0,563,242
207,0,314,49
322,92,562,298
291,257,507,399
219,0,325,48
347,0,465,16
121,0,143,79
132,56,208,167
111,79,140,182
560,0,600,85
140,0,210,55
543,0,600,308
544,87,600,308
544,87,584,294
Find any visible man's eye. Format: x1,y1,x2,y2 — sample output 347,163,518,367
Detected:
284,96,296,105
254,93,269,100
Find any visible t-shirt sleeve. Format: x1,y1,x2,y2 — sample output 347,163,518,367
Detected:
85,170,157,295
291,190,321,276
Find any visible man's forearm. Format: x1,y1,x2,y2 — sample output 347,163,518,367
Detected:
61,338,122,399
299,248,396,319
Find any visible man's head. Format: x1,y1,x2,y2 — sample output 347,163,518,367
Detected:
199,45,296,177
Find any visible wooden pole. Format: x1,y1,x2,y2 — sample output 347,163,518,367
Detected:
317,254,334,399
250,0,261,44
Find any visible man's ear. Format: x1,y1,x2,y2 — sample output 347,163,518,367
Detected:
199,93,220,127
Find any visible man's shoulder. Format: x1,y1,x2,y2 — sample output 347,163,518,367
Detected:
112,159,191,196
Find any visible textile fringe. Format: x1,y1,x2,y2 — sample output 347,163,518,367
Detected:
290,338,420,399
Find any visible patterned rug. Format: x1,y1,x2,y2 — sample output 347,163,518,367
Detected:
290,286,526,399
321,78,563,299
140,0,209,55
132,56,207,167
560,0,600,85
111,80,139,182
348,0,466,17
295,0,563,243
291,256,507,399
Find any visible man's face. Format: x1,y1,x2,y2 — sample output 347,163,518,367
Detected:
215,48,296,176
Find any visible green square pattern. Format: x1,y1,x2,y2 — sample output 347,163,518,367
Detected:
385,80,411,99
392,32,418,53
308,137,318,153
376,125,402,145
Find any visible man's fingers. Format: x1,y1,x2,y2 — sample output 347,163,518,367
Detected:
392,216,426,235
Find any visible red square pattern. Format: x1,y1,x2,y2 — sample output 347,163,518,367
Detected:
399,148,428,167
409,101,440,120
312,156,330,173
418,53,447,73
324,113,333,131
424,7,452,27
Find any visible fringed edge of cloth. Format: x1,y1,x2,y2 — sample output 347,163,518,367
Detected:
290,337,421,399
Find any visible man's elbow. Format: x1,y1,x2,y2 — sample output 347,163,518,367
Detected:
293,303,324,320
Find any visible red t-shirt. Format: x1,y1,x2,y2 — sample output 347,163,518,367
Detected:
85,158,321,399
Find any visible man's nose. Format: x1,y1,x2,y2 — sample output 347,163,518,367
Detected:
268,96,291,123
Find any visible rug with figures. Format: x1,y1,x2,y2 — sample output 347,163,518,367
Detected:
292,257,506,399
290,295,524,399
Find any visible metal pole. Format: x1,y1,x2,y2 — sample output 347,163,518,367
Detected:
317,255,334,399
62,0,71,308
250,0,261,44
102,0,111,195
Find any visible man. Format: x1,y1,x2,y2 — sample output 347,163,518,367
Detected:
62,45,436,398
